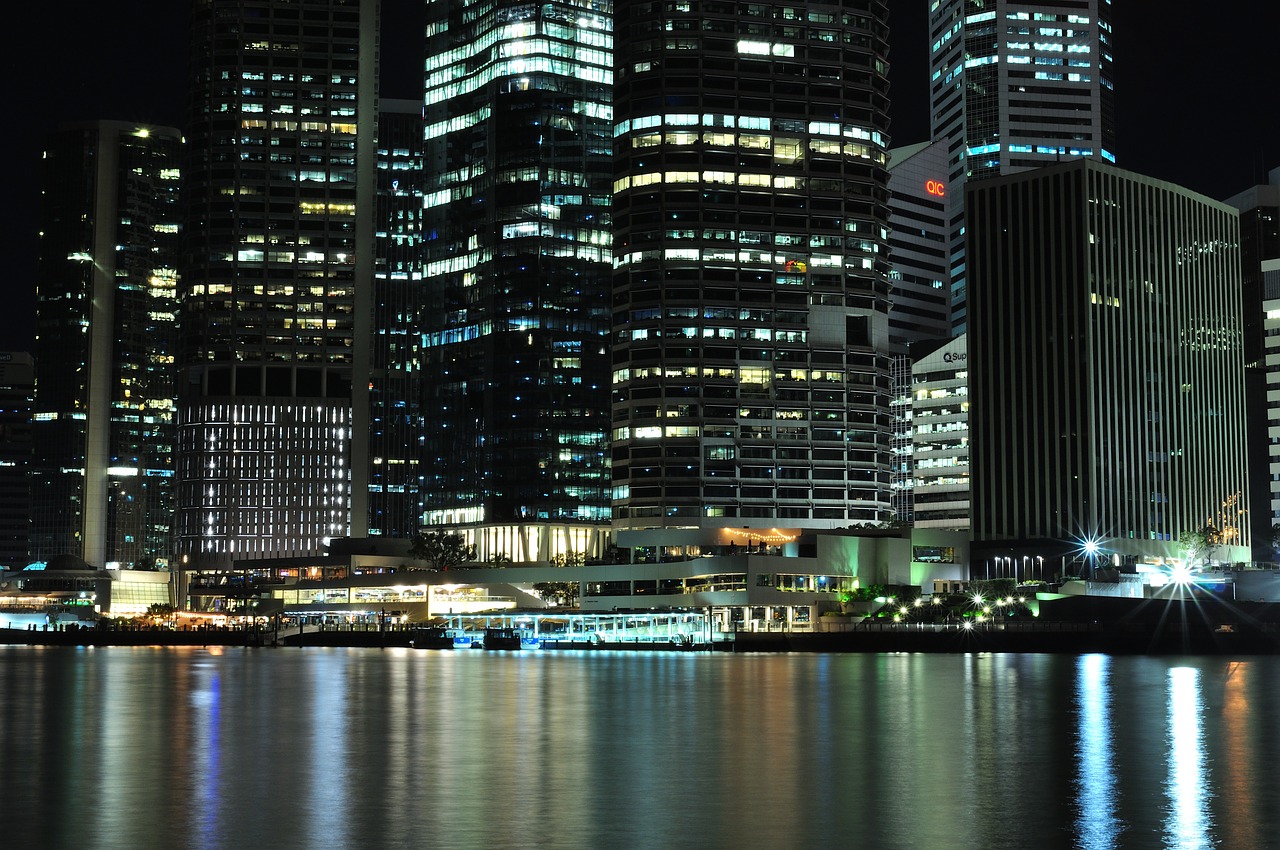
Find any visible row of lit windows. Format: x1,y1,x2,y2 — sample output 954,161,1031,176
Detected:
624,327,806,343
237,72,356,85
614,366,847,384
656,230,872,251
631,131,880,161
615,248,873,272
616,113,884,146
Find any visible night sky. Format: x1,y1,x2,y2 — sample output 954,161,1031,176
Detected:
7,1,1277,353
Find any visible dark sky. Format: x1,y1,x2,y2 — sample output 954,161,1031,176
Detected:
7,1,1278,352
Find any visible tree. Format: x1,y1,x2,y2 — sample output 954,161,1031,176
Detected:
146,603,176,625
1179,524,1223,567
531,582,580,608
408,530,476,571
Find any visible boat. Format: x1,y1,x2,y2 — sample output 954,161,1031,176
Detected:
482,627,523,650
409,626,454,650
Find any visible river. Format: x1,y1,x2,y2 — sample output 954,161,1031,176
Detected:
0,647,1272,849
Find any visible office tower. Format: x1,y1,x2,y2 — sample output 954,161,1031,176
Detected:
420,0,614,563
885,140,954,526
179,0,378,568
32,121,181,569
886,139,951,347
611,0,894,548
928,0,1115,332
1264,292,1280,561
1226,168,1280,561
909,335,969,530
0,353,34,568
969,161,1250,567
368,99,425,539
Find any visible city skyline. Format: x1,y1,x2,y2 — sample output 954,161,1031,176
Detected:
8,1,1279,567
11,5,1279,342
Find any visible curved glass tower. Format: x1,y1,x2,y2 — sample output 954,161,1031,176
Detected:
610,0,895,544
420,0,614,562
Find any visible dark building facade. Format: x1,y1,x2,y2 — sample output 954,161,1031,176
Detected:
178,0,378,567
0,353,34,569
1226,168,1280,561
419,0,614,562
33,121,181,569
368,99,425,540
610,0,895,549
886,139,951,348
968,161,1250,568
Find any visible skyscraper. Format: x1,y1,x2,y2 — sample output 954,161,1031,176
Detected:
1225,168,1280,561
884,140,953,526
928,0,1115,332
33,121,182,569
419,0,614,562
885,139,951,348
178,0,378,568
610,0,894,550
368,99,426,540
0,353,35,569
968,161,1250,567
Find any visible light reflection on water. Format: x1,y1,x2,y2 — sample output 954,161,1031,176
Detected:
1165,667,1211,850
0,648,1277,850
1075,654,1120,850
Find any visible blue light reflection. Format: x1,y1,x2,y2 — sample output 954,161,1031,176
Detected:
1074,653,1121,849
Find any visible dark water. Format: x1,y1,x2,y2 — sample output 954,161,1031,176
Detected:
0,647,1274,850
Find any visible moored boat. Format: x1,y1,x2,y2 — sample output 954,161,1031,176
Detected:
483,627,522,650
410,626,454,649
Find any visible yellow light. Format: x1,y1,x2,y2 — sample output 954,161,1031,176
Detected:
721,527,800,545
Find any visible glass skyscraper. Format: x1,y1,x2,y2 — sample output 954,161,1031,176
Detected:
178,0,378,568
610,0,895,548
419,0,614,562
928,0,1115,332
33,121,182,569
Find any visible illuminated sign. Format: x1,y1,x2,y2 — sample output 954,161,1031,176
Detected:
926,180,946,197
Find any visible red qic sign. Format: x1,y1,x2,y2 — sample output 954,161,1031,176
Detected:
926,180,946,197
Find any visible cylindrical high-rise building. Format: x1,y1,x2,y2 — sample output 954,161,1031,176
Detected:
178,0,378,568
610,0,895,553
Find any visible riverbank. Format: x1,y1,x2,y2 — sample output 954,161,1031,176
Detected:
3,622,1278,654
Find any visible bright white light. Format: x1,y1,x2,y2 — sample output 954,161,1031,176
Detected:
1170,563,1195,585
1083,538,1100,555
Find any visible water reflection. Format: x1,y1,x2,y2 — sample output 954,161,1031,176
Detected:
1165,667,1212,849
1074,654,1120,849
3,649,1278,850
